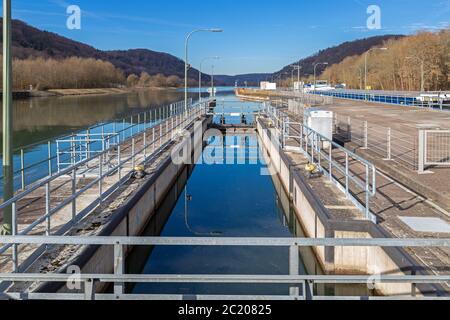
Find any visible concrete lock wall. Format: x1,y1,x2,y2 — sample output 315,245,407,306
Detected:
256,117,426,296
37,117,211,294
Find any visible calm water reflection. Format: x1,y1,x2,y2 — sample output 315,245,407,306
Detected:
0,89,192,149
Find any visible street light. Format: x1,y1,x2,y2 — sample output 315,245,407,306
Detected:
364,47,388,91
185,28,223,112
199,56,220,102
291,63,302,90
1,0,13,236
313,62,328,93
406,56,425,93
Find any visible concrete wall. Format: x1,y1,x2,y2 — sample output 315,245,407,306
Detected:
256,117,436,296
36,117,210,294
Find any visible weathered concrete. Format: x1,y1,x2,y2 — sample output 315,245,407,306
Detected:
4,115,211,294
257,116,445,296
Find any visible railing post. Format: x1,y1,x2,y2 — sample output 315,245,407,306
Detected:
11,201,18,272
72,168,76,219
363,121,368,149
117,145,122,180
114,243,124,297
84,279,96,300
132,138,136,169
345,153,349,196
143,132,147,159
152,128,156,153
289,244,299,298
20,149,25,190
45,182,51,236
365,165,370,220
386,128,392,160
99,157,103,206
48,141,53,177
418,130,426,173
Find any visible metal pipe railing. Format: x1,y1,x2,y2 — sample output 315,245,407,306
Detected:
1,236,450,300
0,100,211,271
264,103,377,222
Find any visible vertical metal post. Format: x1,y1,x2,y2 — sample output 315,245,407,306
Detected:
152,128,156,153
114,243,124,296
48,141,52,177
117,145,122,181
345,153,349,196
365,165,370,220
11,201,17,272
143,132,147,159
289,245,300,297
363,121,368,149
20,149,25,190
328,143,332,181
99,157,103,205
1,0,13,235
72,168,76,220
386,128,392,160
418,130,426,173
45,182,51,236
132,138,136,169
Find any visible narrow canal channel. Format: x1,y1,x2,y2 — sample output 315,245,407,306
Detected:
126,93,324,297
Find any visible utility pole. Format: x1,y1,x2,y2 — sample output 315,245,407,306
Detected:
2,0,13,235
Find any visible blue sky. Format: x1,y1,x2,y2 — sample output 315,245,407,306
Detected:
3,0,450,75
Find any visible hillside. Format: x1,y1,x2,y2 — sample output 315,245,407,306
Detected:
214,73,272,86
0,18,205,81
275,35,404,79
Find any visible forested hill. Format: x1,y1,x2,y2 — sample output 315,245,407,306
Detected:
274,35,404,78
0,18,201,80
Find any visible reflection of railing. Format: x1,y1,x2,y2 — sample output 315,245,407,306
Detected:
1,236,450,300
0,100,209,273
0,99,191,194
264,104,377,223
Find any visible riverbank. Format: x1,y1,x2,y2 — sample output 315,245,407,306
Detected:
1,87,180,100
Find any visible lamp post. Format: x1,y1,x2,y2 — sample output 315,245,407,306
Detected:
313,62,328,93
185,28,222,112
406,56,425,92
291,64,302,90
364,47,388,91
199,56,220,102
1,0,13,236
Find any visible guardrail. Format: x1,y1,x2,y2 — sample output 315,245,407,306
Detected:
419,129,450,173
0,100,210,273
1,236,450,300
264,103,377,222
334,115,418,170
310,90,450,111
0,99,192,195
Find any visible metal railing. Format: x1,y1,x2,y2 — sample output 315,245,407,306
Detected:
419,129,450,173
264,103,377,222
310,89,450,111
334,115,418,170
0,99,192,195
0,100,210,273
1,236,450,300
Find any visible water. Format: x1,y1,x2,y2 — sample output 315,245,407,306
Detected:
0,87,235,196
128,93,320,297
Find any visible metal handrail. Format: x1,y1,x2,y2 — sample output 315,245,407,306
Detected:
1,236,450,300
264,103,377,222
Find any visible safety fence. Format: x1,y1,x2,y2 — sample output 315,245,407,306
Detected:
334,115,418,170
419,130,450,173
264,103,377,222
0,99,191,196
310,90,450,111
0,236,449,300
0,100,210,274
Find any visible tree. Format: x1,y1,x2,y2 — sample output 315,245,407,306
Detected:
127,74,139,87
